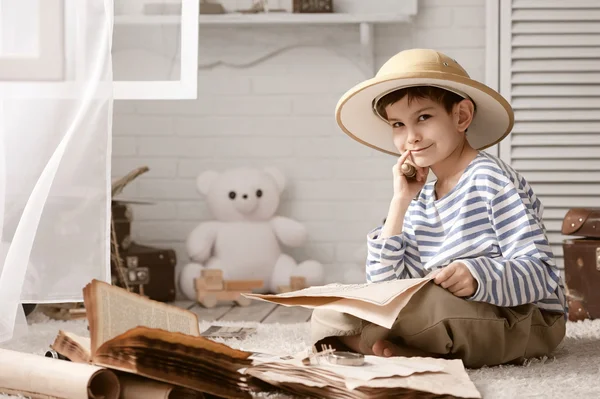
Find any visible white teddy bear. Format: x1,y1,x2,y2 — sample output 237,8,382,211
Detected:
179,166,324,300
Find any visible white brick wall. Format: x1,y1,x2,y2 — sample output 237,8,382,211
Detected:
112,0,488,295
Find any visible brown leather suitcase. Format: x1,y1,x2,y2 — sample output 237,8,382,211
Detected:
124,243,177,302
112,243,177,302
561,208,600,321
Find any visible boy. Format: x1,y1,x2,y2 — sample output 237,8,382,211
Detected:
311,49,566,368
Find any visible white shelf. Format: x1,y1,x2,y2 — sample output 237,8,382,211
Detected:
113,11,414,76
114,13,412,26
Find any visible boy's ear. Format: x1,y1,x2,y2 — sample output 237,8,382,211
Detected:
455,99,475,133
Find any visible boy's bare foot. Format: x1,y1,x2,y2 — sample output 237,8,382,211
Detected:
372,339,437,358
372,339,402,357
331,335,438,359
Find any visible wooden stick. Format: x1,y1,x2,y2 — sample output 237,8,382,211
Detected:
110,217,130,291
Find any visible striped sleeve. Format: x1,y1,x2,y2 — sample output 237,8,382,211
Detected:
365,216,424,283
461,182,561,307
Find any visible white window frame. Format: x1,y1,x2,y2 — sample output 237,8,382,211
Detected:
0,0,199,100
0,0,98,100
112,0,199,100
0,0,64,81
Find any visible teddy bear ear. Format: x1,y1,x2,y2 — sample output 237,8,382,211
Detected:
196,170,219,196
263,167,286,193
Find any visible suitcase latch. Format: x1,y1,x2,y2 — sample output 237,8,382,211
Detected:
127,267,150,285
597,248,600,271
126,256,138,268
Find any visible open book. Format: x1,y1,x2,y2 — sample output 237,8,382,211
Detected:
51,279,255,399
244,276,435,328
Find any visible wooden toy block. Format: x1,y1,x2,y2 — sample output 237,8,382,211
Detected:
215,290,251,306
201,269,224,290
277,285,291,293
201,269,223,278
195,278,207,291
196,292,218,308
195,277,222,292
277,276,309,293
205,277,224,290
223,280,264,291
290,276,307,291
197,290,251,308
194,269,263,308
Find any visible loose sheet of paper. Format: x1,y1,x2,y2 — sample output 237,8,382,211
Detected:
245,277,433,328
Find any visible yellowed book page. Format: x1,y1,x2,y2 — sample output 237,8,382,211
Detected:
99,326,252,360
83,279,200,353
322,279,431,328
64,330,91,351
346,358,482,398
50,330,92,363
251,353,444,380
245,277,433,305
245,370,329,388
0,348,120,399
92,327,252,399
245,277,433,328
248,356,481,399
119,375,205,399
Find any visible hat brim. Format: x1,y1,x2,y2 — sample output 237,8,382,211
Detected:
335,71,514,156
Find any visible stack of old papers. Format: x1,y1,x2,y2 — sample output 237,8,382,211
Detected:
245,352,482,398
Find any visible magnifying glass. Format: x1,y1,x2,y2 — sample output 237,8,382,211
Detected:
326,351,365,366
401,163,417,180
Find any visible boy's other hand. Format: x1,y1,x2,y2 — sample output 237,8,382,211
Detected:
432,262,477,297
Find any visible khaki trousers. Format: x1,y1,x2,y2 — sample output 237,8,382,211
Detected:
310,282,566,368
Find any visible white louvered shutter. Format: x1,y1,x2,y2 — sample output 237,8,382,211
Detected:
498,0,600,273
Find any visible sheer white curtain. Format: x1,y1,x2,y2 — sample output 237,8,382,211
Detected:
0,0,113,343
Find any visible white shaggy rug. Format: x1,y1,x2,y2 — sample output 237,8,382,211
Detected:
2,311,600,398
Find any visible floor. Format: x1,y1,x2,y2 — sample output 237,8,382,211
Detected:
171,300,314,324
5,302,600,398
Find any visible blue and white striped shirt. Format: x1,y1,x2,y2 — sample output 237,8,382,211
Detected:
366,152,566,314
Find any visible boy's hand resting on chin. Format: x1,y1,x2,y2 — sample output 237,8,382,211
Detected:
432,262,478,297
392,150,429,201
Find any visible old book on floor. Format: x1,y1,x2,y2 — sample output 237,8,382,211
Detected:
52,279,254,399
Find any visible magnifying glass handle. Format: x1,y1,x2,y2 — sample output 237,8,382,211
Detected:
401,163,417,180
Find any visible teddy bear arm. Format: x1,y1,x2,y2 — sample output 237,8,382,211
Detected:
270,216,308,248
186,221,220,263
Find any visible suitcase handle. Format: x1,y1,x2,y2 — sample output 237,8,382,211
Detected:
562,208,600,237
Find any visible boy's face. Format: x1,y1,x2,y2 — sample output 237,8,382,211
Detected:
386,96,469,167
